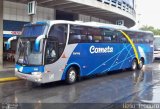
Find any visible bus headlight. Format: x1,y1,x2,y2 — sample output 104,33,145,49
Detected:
15,68,18,72
32,72,42,78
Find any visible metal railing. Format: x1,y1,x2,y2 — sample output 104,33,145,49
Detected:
97,0,136,16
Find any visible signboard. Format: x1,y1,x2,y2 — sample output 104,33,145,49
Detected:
116,20,124,26
11,31,22,35
3,31,22,38
28,1,37,15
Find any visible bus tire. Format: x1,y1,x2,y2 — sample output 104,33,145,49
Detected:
137,58,144,70
66,67,77,84
131,59,137,71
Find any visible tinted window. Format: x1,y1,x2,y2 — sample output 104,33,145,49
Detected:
69,25,105,44
22,25,46,37
101,29,127,43
115,31,128,43
48,24,68,45
124,31,153,44
69,25,90,44
45,40,58,64
102,29,114,42
91,28,103,43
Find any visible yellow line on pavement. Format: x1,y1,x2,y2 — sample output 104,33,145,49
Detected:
0,77,21,83
119,30,140,64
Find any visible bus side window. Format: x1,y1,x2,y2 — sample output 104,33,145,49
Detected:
80,26,89,43
92,28,103,43
104,36,111,42
48,24,67,45
111,34,116,42
87,35,93,42
93,36,102,42
81,35,88,42
102,29,112,43
69,34,81,43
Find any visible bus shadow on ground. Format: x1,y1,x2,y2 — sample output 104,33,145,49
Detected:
34,69,132,88
82,69,130,80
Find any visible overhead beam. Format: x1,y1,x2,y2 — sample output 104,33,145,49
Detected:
40,0,67,7
37,0,54,4
50,2,73,8
53,3,82,9
70,6,95,11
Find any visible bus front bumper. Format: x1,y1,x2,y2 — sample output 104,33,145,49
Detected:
15,71,44,83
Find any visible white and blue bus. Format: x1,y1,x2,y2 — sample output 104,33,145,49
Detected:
7,20,154,84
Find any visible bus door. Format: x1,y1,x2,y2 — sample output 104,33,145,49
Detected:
45,39,58,64
45,24,68,64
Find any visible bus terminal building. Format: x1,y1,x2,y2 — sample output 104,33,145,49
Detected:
0,0,136,65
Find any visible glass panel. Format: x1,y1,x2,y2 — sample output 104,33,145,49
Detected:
102,29,115,42
48,24,67,45
22,25,46,37
124,31,154,44
45,40,58,64
115,31,128,43
16,38,44,65
92,28,103,43
69,25,89,44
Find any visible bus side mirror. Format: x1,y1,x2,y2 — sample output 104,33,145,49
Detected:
5,36,17,50
34,35,45,52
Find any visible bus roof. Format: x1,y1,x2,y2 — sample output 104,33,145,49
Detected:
28,20,126,29
122,28,154,34
46,20,100,27
85,21,127,29
26,20,154,35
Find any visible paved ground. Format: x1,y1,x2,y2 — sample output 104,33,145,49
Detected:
0,60,160,109
0,71,15,78
0,61,14,78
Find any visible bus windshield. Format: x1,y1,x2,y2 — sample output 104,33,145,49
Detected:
22,24,46,37
16,24,48,66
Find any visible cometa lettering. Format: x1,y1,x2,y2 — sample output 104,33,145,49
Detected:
90,46,113,54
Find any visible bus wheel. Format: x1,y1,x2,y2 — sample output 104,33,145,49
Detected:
131,59,137,71
137,58,144,70
66,67,77,84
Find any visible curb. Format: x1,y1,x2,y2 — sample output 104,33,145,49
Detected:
0,77,21,83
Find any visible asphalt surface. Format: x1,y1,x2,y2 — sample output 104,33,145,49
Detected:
0,60,160,109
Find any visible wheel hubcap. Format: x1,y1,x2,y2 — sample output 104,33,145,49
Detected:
139,60,143,67
133,61,137,69
69,70,76,82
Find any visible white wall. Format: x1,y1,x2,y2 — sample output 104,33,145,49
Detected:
79,14,111,24
3,1,111,24
79,14,91,22
91,17,99,22
3,1,55,22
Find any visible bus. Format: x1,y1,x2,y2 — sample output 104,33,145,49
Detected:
6,20,154,84
153,35,160,59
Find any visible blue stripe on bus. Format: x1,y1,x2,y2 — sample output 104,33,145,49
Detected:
15,64,44,74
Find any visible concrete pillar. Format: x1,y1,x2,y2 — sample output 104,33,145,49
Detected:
0,0,3,65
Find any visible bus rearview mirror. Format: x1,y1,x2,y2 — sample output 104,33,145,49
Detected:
34,35,45,52
5,36,17,50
